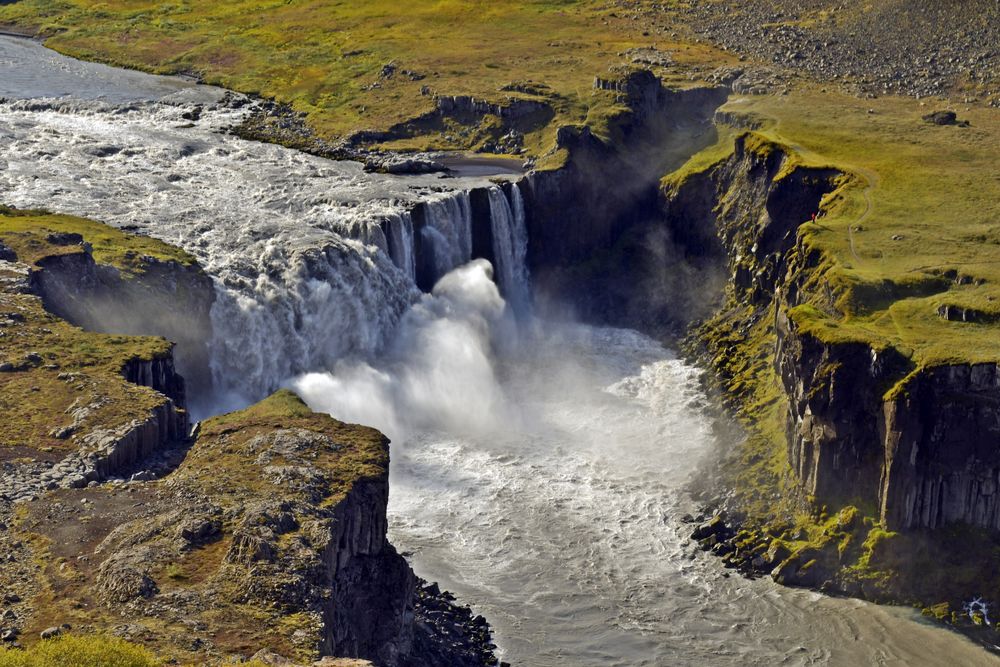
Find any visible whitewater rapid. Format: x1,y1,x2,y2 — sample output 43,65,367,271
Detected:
3,34,998,667
0,36,528,412
295,261,1000,666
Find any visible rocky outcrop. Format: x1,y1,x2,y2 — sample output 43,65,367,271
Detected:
660,129,1000,540
5,391,498,666
881,363,1000,530
523,75,728,270
774,313,907,507
435,95,549,120
319,476,414,663
121,353,187,406
663,134,843,304
519,74,728,328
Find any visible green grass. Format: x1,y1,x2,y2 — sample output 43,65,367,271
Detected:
7,390,390,664
188,389,388,506
0,635,158,667
0,211,185,456
717,90,1000,370
0,208,195,275
0,0,731,154
681,87,1000,608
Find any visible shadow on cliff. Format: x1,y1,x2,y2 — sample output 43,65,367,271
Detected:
522,76,731,334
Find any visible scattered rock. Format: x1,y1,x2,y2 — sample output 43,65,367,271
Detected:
45,232,84,246
691,514,726,540
363,155,448,175
250,649,297,666
923,110,958,125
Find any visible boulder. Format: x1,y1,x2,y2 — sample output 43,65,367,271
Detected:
691,514,726,540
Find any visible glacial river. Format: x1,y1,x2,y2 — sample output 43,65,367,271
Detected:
2,35,998,667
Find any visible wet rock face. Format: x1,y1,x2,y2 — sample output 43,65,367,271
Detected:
775,301,1000,532
524,82,728,269
662,131,1000,536
775,314,908,507
521,79,728,328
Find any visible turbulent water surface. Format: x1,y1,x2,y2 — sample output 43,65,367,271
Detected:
3,35,999,667
0,36,525,413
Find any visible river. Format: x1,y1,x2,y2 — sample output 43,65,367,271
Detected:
1,34,997,667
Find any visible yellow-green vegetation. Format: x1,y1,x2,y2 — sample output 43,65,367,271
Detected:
0,0,731,153
680,86,1000,611
0,633,278,666
186,389,388,506
0,208,184,456
0,206,195,276
660,124,739,195
8,389,391,665
720,91,1000,368
0,634,158,667
687,299,802,521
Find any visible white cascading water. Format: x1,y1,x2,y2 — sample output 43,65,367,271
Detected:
384,211,417,281
487,185,531,315
3,35,998,667
422,192,474,279
0,80,519,411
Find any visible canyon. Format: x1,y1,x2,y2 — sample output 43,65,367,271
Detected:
1,20,1000,667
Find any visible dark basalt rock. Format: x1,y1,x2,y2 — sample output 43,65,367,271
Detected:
922,110,958,125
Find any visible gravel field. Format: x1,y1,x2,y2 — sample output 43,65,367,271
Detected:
619,0,1000,105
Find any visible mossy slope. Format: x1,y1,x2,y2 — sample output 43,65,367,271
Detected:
675,88,1000,630
0,0,731,154
0,207,188,459
8,390,393,664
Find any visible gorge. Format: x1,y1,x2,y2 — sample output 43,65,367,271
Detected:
1,23,1000,667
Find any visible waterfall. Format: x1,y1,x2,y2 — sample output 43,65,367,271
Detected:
487,185,531,314
423,192,473,279
384,212,416,281
0,90,533,415
207,238,419,412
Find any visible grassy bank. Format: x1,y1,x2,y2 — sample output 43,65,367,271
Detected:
0,0,730,154
676,86,1000,618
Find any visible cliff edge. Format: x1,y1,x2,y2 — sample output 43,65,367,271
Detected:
0,208,499,666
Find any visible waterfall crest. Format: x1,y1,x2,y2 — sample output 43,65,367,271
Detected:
0,95,532,414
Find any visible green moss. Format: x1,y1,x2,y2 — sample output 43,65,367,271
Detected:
720,90,1000,367
660,125,737,195
0,209,195,276
922,602,953,621
185,389,388,506
0,210,184,456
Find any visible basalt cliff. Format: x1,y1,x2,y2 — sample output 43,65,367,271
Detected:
0,209,499,666
1,57,998,661
514,69,1000,629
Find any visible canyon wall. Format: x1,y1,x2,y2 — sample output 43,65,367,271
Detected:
31,249,215,402
1,216,498,665
656,130,1000,535
520,74,728,329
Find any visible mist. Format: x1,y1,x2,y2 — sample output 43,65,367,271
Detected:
292,259,521,442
